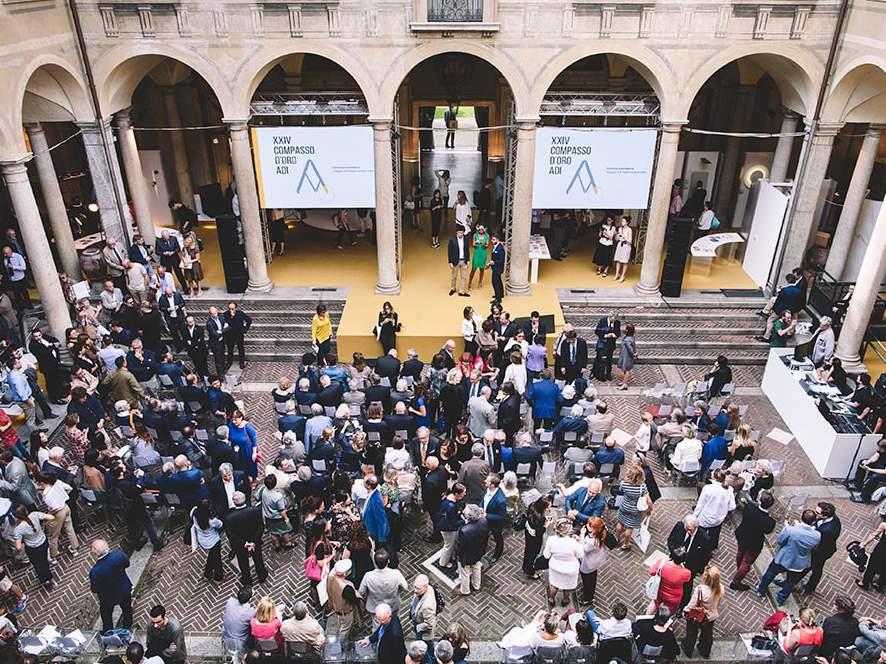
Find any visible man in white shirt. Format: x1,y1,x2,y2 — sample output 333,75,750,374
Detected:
33,472,79,558
596,601,633,640
693,470,736,548
150,266,176,302
99,280,124,325
467,386,496,439
123,259,148,305
670,427,703,470
812,316,836,365
98,335,127,375
696,202,715,231
2,246,29,310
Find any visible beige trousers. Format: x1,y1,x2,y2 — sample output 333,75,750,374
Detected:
458,561,482,594
450,262,468,293
47,504,79,557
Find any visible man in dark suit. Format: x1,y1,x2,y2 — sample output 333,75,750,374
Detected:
364,382,392,414
523,310,547,346
179,373,209,414
225,491,268,586
374,349,401,385
28,329,65,402
359,603,406,664
509,434,545,478
384,402,417,440
400,350,424,382
593,314,621,381
482,473,508,563
439,340,457,370
155,229,186,289
181,315,209,378
222,302,252,371
410,427,441,469
455,504,489,595
495,312,516,347
497,382,522,443
126,339,157,383
158,287,187,351
447,228,470,297
89,539,133,633
206,426,238,473
464,372,490,403
667,514,713,607
800,501,842,595
208,463,250,518
421,456,448,542
316,375,343,407
205,306,226,377
490,234,506,303
277,402,306,441
730,490,776,590
554,330,588,384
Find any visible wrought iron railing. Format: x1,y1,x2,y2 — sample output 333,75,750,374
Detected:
427,0,484,22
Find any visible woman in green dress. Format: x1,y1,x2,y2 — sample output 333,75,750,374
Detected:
468,224,489,290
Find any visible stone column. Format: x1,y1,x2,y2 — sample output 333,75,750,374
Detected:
161,86,194,208
225,120,273,293
824,124,884,280
769,112,800,183
1,160,71,339
370,119,400,294
715,85,756,219
636,122,684,295
115,111,156,246
780,121,843,273
834,199,886,371
24,124,80,278
506,120,538,296
77,119,133,246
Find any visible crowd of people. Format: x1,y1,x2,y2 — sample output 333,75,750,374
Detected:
0,262,884,664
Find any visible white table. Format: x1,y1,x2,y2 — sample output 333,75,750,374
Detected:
528,234,551,284
761,348,880,479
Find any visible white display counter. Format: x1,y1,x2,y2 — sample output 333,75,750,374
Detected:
761,348,881,480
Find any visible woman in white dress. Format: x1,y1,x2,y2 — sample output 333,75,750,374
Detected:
543,517,583,607
613,216,633,282
453,190,472,234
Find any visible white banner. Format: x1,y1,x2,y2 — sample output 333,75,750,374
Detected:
252,126,376,208
531,128,657,209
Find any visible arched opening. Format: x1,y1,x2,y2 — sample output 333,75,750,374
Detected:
531,53,662,288
243,53,372,287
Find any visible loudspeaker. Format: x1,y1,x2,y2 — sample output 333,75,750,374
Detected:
197,183,226,217
215,214,248,293
660,217,694,298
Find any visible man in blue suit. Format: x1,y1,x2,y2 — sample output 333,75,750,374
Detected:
553,404,590,444
757,509,821,605
359,603,406,664
208,463,250,518
159,455,209,509
526,368,563,429
565,478,605,525
89,539,133,633
277,402,306,441
362,474,389,546
482,473,508,563
490,234,506,303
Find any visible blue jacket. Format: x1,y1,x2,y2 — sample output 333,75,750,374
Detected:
526,379,563,421
89,550,132,605
553,416,589,436
277,414,306,441
436,497,465,533
160,468,209,508
593,447,625,473
483,487,507,529
700,436,728,475
491,243,505,274
363,490,389,544
565,487,606,523
773,284,803,315
774,523,821,570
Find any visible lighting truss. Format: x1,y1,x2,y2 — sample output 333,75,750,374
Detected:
540,93,660,118
250,93,369,116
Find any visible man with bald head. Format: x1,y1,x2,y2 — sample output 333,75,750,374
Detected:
359,603,407,664
89,538,133,633
280,601,325,655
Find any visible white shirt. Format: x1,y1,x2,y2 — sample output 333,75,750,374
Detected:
223,478,236,508
482,488,496,511
42,480,72,511
598,617,633,640
99,346,126,374
697,209,715,230
454,202,472,231
504,363,528,395
461,318,476,342
635,423,652,453
693,482,736,527
670,438,703,468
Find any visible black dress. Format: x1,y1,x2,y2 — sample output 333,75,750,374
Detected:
377,312,399,354
269,215,286,243
522,512,546,576
430,200,444,237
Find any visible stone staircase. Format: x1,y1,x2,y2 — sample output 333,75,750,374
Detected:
181,295,345,361
562,300,770,365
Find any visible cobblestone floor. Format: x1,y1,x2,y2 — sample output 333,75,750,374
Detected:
9,366,884,649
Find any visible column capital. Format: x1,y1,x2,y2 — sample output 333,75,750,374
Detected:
514,115,540,127
76,117,114,133
866,124,886,137
660,120,687,134
367,116,394,127
0,157,33,177
810,121,844,137
781,109,801,120
23,122,44,135
223,118,250,132
114,110,133,129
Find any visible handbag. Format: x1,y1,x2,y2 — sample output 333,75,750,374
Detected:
644,560,664,599
710,216,721,230
533,554,549,571
685,588,706,623
636,491,649,512
304,545,324,582
404,198,416,211
512,513,527,531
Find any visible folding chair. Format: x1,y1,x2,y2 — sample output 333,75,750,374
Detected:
158,374,175,388
324,406,336,418
274,401,289,415
170,430,183,442
708,458,726,473
541,461,556,477
367,431,381,443
639,643,664,663
724,429,736,441
589,431,605,448
673,459,700,486
349,404,362,417
657,403,673,419
255,638,280,655
403,375,415,386
379,377,391,387
299,404,313,416
751,429,761,442
119,425,134,438
721,383,736,398
188,401,205,414
147,427,159,439
395,430,408,441
739,405,749,418
696,431,710,442
519,402,528,415
196,428,209,441
563,431,578,446
537,430,554,446
559,406,572,418
515,462,534,482
311,459,328,474
163,493,182,508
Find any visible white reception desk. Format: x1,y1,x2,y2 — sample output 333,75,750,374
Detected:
761,348,881,480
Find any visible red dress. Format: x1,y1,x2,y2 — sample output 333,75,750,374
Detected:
0,410,20,451
650,560,691,614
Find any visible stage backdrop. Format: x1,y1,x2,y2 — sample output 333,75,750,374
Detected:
251,126,376,208
531,128,656,209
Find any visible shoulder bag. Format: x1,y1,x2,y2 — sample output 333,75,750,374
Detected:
303,542,325,582
685,587,706,623
645,560,664,599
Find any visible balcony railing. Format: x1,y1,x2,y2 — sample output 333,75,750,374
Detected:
427,0,484,22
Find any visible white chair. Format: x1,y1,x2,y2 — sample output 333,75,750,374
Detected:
379,377,391,388
538,430,554,445
724,429,736,441
196,428,209,441
367,431,381,442
515,462,533,481
739,405,749,417
395,429,408,441
324,406,336,418
311,459,328,474
349,404,362,416
721,383,736,398
79,488,98,503
519,402,528,415
541,461,556,476
563,431,578,444
274,401,289,415
299,404,313,416
188,401,204,414
589,431,605,447
658,403,673,418
158,374,175,388
559,406,571,417
708,458,726,472
403,376,415,386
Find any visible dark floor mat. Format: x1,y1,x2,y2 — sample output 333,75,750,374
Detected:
721,288,763,297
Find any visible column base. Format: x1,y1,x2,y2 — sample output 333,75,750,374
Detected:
506,280,530,296
246,278,274,294
375,280,401,295
834,349,866,375
634,281,661,297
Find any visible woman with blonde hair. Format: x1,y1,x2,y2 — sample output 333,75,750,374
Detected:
381,466,403,551
614,464,651,551
250,595,283,651
780,607,823,656
542,517,583,607
271,376,294,409
180,235,203,296
681,565,724,658
580,517,608,606
726,403,742,431
729,423,756,461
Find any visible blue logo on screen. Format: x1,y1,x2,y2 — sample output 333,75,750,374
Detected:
566,160,598,195
297,160,328,194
